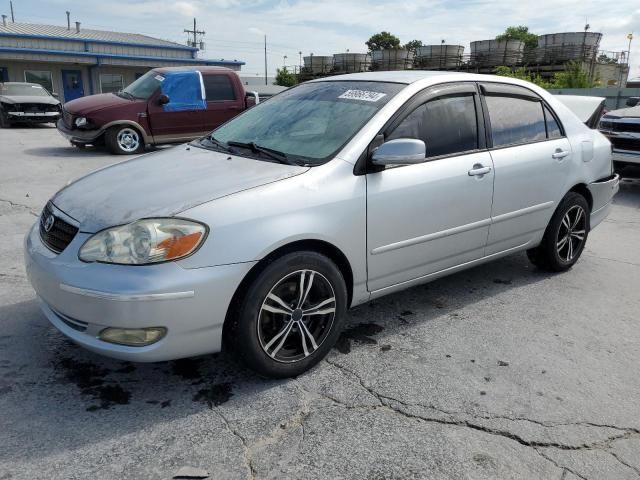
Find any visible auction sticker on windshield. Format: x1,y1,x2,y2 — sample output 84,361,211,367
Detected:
338,89,387,102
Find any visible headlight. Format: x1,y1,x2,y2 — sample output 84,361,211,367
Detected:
74,117,88,127
79,218,207,265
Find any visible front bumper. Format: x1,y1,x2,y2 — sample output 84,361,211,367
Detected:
8,111,60,123
56,119,102,144
24,222,254,362
588,174,620,230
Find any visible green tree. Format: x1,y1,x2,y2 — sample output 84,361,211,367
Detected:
494,66,550,88
496,25,538,50
274,67,297,87
366,31,401,51
549,61,593,88
403,39,423,55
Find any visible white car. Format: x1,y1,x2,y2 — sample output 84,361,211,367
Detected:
25,71,619,377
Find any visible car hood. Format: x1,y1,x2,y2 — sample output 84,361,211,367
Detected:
52,145,309,232
0,95,59,105
63,93,142,115
603,105,640,119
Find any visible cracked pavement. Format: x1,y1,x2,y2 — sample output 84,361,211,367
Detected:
1,127,640,479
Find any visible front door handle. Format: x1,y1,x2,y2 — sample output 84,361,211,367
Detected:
552,149,570,159
468,164,492,176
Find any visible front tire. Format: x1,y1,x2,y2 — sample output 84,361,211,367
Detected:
527,192,590,272
105,125,144,155
229,251,348,378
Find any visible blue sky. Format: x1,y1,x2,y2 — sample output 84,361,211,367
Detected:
5,0,640,79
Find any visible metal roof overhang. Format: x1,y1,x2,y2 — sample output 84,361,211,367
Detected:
0,46,245,66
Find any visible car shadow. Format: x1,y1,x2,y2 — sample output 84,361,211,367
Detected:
0,250,554,462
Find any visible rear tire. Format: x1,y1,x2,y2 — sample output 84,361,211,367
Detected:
527,192,590,272
228,251,348,378
105,125,144,155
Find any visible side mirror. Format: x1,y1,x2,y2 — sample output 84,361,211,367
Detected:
158,94,170,105
625,97,639,107
245,91,259,106
371,138,426,166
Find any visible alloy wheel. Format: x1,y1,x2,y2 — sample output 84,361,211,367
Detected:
257,269,336,363
116,128,140,153
556,205,586,262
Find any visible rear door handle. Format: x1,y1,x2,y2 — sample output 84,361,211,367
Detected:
552,149,570,159
468,164,492,176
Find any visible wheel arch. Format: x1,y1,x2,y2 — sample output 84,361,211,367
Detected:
221,239,354,350
102,120,150,144
568,183,593,212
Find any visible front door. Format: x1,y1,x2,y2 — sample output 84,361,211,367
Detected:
147,70,206,142
61,70,84,102
366,83,495,292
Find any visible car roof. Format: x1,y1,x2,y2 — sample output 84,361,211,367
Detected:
309,70,461,84
153,66,234,74
0,82,42,86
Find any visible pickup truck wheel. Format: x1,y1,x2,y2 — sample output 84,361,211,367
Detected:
105,125,144,155
229,251,348,378
527,192,590,272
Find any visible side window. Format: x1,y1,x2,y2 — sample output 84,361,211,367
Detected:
543,105,562,139
203,75,236,101
485,95,546,147
388,94,478,158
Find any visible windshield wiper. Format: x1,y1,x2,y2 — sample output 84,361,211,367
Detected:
226,141,301,165
196,135,233,153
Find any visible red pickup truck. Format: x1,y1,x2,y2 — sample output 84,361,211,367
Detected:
57,66,258,154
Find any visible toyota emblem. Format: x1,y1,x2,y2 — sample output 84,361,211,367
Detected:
43,214,55,233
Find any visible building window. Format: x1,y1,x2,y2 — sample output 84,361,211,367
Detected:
24,70,54,94
100,74,124,94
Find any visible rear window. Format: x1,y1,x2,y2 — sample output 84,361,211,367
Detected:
485,95,546,147
203,75,236,101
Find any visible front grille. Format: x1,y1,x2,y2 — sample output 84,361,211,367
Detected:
39,203,78,254
18,103,56,113
600,121,640,134
609,137,640,152
62,109,74,128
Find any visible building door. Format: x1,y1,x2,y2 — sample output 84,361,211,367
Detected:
0,67,8,82
61,70,84,102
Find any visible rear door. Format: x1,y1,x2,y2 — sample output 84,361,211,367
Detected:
201,73,245,131
480,83,572,255
366,83,495,291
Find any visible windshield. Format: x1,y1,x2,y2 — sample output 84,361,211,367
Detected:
210,81,404,164
122,70,165,99
0,83,51,97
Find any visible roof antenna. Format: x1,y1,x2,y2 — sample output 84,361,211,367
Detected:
9,0,14,22
66,11,70,30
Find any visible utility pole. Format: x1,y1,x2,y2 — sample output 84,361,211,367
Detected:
298,51,302,71
264,34,268,86
10,0,15,22
283,55,287,68
184,18,205,49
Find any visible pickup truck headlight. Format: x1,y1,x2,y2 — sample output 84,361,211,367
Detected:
79,218,207,265
74,117,88,128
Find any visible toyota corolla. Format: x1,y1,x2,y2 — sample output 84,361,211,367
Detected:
25,72,619,378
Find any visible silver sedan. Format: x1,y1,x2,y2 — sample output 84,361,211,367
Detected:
25,71,619,378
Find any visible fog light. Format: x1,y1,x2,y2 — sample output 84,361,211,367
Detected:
99,327,166,346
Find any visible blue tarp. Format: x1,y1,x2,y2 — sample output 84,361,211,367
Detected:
161,70,206,112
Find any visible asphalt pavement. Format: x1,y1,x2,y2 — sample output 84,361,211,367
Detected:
1,126,640,480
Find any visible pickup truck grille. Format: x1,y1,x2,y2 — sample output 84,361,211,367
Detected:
600,121,640,134
62,109,74,129
609,137,640,152
39,203,78,254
